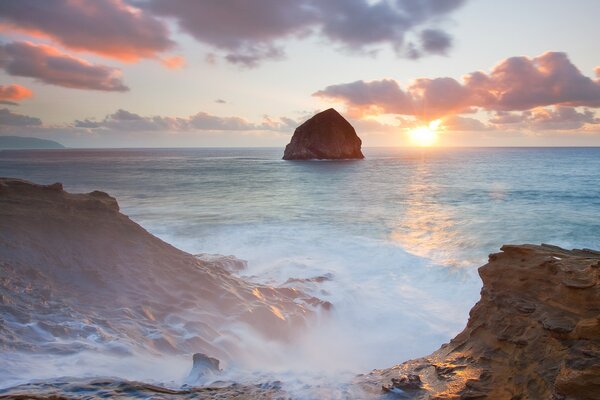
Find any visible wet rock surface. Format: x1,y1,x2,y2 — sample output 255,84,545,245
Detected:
359,244,600,399
186,353,222,385
283,108,364,160
0,378,287,399
0,178,329,386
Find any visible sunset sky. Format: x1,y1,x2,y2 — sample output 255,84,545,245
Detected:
1,0,599,147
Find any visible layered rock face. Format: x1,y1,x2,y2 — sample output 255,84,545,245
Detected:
283,108,364,160
0,178,328,364
360,244,600,399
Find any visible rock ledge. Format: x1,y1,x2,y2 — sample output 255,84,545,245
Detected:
360,244,600,399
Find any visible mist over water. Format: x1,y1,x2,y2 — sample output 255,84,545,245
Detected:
2,147,600,393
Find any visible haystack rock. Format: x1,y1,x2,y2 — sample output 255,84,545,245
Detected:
283,108,364,160
359,244,600,399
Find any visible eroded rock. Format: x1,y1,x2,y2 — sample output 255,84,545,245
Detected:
186,353,221,385
359,244,600,399
283,108,364,160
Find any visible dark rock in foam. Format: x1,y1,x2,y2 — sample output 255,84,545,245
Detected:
186,353,221,384
283,108,364,160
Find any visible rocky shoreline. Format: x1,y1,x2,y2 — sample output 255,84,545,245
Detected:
359,244,600,399
1,178,598,399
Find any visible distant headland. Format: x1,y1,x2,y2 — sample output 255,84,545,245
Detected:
0,136,65,150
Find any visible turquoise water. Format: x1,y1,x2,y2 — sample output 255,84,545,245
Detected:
1,147,599,381
2,147,599,261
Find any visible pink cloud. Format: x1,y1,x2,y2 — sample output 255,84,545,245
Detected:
0,41,128,92
469,52,600,110
315,52,600,121
0,0,173,62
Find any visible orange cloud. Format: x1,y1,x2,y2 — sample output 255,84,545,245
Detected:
0,0,173,62
160,55,185,70
0,84,33,101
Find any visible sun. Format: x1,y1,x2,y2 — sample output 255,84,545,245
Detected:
408,119,441,147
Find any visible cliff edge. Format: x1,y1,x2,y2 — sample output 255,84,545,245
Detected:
0,178,328,364
360,244,600,399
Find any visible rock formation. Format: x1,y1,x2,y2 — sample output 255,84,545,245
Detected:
0,377,285,399
185,353,222,385
283,108,364,160
359,244,600,399
2,178,599,398
0,178,329,372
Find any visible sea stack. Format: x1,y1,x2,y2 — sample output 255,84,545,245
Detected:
283,108,364,160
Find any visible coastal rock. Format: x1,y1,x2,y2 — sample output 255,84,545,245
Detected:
0,178,329,366
0,378,284,399
283,108,364,160
186,353,221,384
194,253,247,273
359,244,600,399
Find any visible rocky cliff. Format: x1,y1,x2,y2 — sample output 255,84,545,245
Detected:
283,108,364,160
0,178,328,374
359,244,600,399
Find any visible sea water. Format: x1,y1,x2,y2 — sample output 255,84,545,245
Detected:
1,147,599,389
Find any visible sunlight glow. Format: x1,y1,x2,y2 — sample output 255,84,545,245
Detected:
408,119,441,147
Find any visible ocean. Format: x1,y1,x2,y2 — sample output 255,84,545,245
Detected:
1,147,599,389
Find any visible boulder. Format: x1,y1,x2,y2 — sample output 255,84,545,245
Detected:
186,353,221,385
283,108,364,160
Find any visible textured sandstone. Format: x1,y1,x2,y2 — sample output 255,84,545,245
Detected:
283,108,364,160
359,244,600,399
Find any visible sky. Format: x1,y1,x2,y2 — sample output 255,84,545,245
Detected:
0,0,599,147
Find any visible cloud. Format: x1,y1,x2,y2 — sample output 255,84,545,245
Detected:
419,29,453,56
0,84,33,103
491,107,599,131
75,109,186,131
160,55,185,69
74,109,297,132
0,107,41,126
488,111,527,125
470,52,600,110
215,99,227,104
0,0,173,62
315,52,600,122
189,112,258,130
313,79,413,117
0,41,128,91
147,0,466,66
443,115,489,131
